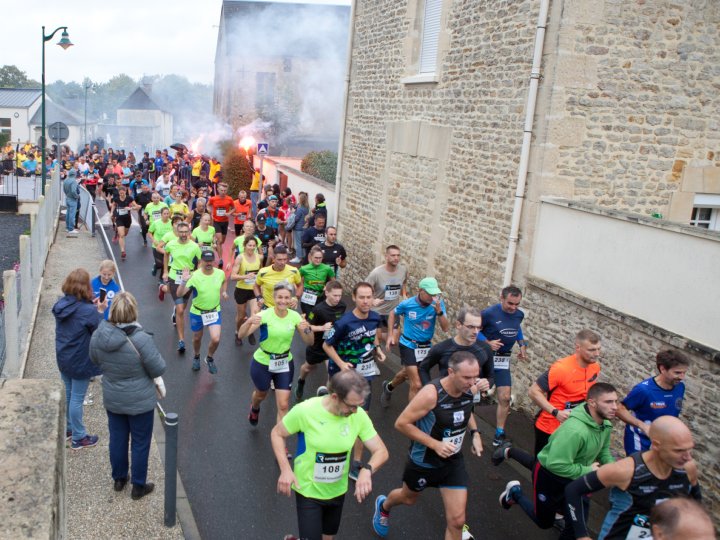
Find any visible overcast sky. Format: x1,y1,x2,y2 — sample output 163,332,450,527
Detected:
6,0,350,85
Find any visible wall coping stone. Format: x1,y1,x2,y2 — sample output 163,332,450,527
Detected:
263,157,337,191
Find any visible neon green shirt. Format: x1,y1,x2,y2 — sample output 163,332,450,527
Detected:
255,265,302,307
192,226,216,250
148,219,172,248
252,308,302,366
161,230,178,245
283,397,376,500
186,268,225,315
144,202,168,223
165,239,202,280
299,263,335,293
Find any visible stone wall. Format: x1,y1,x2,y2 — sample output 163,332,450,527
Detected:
517,278,720,516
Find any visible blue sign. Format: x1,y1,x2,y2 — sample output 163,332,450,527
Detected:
257,142,269,155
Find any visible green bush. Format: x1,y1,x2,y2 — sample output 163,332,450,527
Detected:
0,132,9,148
301,150,337,184
221,144,254,196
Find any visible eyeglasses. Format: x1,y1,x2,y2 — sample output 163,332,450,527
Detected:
462,324,482,331
341,398,363,411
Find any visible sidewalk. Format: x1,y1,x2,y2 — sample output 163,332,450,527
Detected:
22,226,184,540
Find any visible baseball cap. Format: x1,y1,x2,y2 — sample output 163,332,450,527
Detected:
419,277,442,295
256,214,266,222
201,250,215,262
268,195,278,201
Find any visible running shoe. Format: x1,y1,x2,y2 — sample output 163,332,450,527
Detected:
235,336,243,346
492,441,512,466
372,495,389,537
142,238,148,247
316,386,329,397
293,379,305,402
289,257,301,264
348,460,363,482
248,333,256,345
283,536,299,540
66,430,72,441
499,480,521,509
71,434,99,450
192,355,201,371
121,251,126,260
461,524,475,540
158,283,165,302
177,340,185,354
492,431,508,447
151,266,157,276
379,380,392,408
248,406,260,426
206,357,218,374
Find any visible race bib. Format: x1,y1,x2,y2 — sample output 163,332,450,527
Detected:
356,358,376,377
118,208,129,216
301,290,318,306
201,311,219,326
626,514,652,540
238,212,247,221
313,452,347,483
442,428,466,455
244,277,255,285
200,245,213,252
262,245,268,254
216,208,226,217
384,284,400,301
152,211,161,220
269,353,290,373
174,278,185,285
493,355,510,370
414,346,430,362
162,188,170,196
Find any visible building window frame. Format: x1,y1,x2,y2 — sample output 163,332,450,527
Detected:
690,194,720,231
401,0,448,86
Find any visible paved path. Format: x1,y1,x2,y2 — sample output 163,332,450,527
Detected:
103,212,556,540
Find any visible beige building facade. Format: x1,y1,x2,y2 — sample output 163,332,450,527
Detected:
336,0,720,513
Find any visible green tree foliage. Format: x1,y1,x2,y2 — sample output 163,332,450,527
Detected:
0,65,39,88
301,150,337,184
222,144,254,196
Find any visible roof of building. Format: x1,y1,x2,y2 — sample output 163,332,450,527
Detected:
28,99,83,126
118,87,165,112
0,88,42,108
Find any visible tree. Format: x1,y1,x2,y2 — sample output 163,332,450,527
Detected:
301,151,337,184
0,65,39,88
221,143,254,196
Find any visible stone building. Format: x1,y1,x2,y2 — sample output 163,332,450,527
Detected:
213,0,350,153
335,0,720,512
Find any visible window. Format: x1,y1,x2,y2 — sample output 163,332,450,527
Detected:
256,72,276,109
0,118,10,141
690,194,720,231
419,0,443,74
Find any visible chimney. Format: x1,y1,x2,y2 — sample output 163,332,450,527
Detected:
141,76,153,94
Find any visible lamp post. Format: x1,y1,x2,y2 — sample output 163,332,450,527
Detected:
41,25,73,196
84,80,91,147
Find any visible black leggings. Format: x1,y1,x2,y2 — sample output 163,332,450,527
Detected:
295,491,345,540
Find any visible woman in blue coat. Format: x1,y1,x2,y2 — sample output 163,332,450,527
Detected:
52,268,105,450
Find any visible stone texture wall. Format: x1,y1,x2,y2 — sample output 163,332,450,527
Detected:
518,279,720,516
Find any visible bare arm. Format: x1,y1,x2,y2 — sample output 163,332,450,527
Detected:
615,403,650,436
323,342,350,371
271,422,298,496
353,435,389,503
395,385,456,458
529,382,571,423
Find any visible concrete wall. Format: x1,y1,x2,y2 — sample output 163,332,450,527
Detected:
0,379,65,539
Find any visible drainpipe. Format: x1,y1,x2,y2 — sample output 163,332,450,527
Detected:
332,0,357,227
502,0,550,286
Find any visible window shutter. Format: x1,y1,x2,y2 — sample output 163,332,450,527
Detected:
419,0,443,74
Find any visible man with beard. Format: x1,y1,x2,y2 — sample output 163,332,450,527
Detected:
319,226,348,274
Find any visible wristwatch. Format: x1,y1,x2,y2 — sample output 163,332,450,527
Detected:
551,408,559,417
469,429,480,437
361,463,373,474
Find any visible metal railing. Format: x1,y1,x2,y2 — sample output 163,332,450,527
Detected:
0,166,62,377
0,170,42,201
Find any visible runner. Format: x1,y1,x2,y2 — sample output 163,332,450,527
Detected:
233,190,252,236
527,329,602,455
293,280,347,402
237,281,314,430
162,221,202,353
134,182,154,247
300,213,326,264
381,277,449,403
191,213,216,256
319,226,348,275
298,245,335,315
109,185,139,260
208,182,235,267
168,188,190,220
366,245,407,347
478,285,528,446
495,382,618,539
323,281,386,480
229,236,261,346
372,351,484,540
147,208,173,278
650,498,714,540
255,214,278,266
177,251,228,374
254,245,302,312
564,416,701,540
143,191,168,226
615,349,689,456
232,219,262,259
273,370,389,540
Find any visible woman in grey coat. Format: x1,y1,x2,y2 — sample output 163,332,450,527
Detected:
90,291,166,500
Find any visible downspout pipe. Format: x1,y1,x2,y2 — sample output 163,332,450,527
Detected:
502,0,550,286
333,0,357,227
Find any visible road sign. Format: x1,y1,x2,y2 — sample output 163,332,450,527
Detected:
48,122,69,143
257,142,269,155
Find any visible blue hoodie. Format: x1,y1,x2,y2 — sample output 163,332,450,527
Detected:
52,294,102,379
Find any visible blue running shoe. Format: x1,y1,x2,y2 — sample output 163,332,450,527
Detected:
372,495,389,537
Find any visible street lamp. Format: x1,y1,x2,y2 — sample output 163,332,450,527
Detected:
84,80,92,147
41,25,73,196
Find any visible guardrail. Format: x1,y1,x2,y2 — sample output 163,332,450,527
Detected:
0,166,62,377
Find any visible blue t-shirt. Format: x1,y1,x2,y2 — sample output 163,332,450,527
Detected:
91,276,121,320
394,296,446,348
478,303,524,354
622,377,684,455
325,310,381,370
130,179,149,197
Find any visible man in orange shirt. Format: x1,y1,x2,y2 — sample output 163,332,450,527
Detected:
233,190,253,237
208,182,235,267
526,329,602,455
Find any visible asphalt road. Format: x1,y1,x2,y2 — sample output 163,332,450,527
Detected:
99,214,556,540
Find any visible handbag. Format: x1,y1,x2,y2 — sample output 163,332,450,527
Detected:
285,210,297,230
125,335,166,399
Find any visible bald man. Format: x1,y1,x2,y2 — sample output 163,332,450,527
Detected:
564,416,701,540
651,498,715,540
